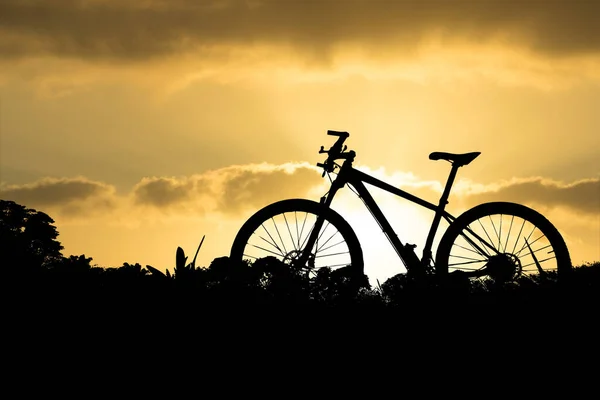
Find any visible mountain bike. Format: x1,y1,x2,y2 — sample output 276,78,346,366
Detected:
230,130,572,283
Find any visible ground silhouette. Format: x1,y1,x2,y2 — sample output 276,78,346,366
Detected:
2,199,598,323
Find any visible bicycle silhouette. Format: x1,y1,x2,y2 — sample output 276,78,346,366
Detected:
230,130,572,283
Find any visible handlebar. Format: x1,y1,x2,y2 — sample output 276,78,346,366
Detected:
317,130,355,176
327,130,349,138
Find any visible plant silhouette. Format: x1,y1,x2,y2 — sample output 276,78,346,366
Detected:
2,198,597,313
1,200,64,274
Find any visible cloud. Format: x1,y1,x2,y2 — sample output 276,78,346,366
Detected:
130,162,323,214
0,163,323,221
0,176,117,216
460,177,600,215
133,176,201,207
2,166,597,225
130,162,323,217
216,163,323,213
1,0,599,62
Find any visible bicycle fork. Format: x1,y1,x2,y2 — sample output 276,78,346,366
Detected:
292,181,344,271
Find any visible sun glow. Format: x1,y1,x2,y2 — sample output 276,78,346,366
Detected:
329,181,441,285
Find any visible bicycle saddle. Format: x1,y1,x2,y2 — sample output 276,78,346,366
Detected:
429,151,481,167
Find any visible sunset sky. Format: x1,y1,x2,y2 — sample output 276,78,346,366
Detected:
1,0,598,283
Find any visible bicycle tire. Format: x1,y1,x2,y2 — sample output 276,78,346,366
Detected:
230,199,364,277
435,202,572,281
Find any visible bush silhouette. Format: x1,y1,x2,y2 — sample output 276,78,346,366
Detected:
1,199,598,315
1,200,63,273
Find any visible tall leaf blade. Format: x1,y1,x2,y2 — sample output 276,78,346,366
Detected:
190,235,205,269
176,246,186,271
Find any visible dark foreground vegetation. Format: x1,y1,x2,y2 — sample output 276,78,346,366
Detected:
3,199,599,335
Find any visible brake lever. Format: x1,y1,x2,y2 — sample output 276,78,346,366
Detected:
321,164,338,178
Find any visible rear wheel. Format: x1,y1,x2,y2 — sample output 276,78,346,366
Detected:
436,202,571,282
230,199,364,278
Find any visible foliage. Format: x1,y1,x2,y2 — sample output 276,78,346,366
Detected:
2,199,598,310
1,199,64,271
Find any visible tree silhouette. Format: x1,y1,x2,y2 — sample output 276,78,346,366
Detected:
1,200,64,273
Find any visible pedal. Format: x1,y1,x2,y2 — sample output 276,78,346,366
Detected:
402,243,421,269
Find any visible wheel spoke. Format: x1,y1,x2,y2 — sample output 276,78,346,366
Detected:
524,237,545,274
439,203,569,280
231,200,360,277
316,230,340,253
282,213,297,251
299,224,316,253
452,241,489,257
459,223,495,257
487,214,501,252
449,253,487,263
478,218,496,254
521,256,557,269
315,250,351,259
259,223,284,254
246,243,288,258
516,232,545,257
498,214,503,252
242,253,260,260
314,262,352,269
294,211,300,249
503,215,515,255
515,225,537,257
447,260,486,269
298,212,309,249
256,233,285,255
316,220,330,246
519,242,553,259
311,220,329,257
511,219,526,255
271,216,288,255
318,239,347,254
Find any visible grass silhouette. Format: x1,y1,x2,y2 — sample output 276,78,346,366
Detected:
2,199,598,325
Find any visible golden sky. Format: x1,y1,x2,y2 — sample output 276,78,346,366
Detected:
1,0,599,283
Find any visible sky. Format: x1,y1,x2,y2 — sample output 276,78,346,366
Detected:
1,0,599,284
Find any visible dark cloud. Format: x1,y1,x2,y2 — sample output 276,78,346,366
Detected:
132,177,198,207
130,163,323,214
0,177,116,215
463,177,600,215
2,168,596,222
1,0,598,61
0,164,323,218
0,177,113,205
217,165,323,214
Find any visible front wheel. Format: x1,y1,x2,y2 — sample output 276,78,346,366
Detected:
230,199,364,278
436,202,571,282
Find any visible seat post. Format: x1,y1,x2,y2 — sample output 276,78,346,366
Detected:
439,163,460,208
422,162,461,269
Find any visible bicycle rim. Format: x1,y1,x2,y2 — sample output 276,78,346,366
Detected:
230,199,364,277
436,202,571,281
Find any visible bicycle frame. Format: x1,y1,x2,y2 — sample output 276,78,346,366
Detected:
229,131,568,281
299,154,466,275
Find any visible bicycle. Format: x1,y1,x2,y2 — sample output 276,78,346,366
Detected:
230,130,572,284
